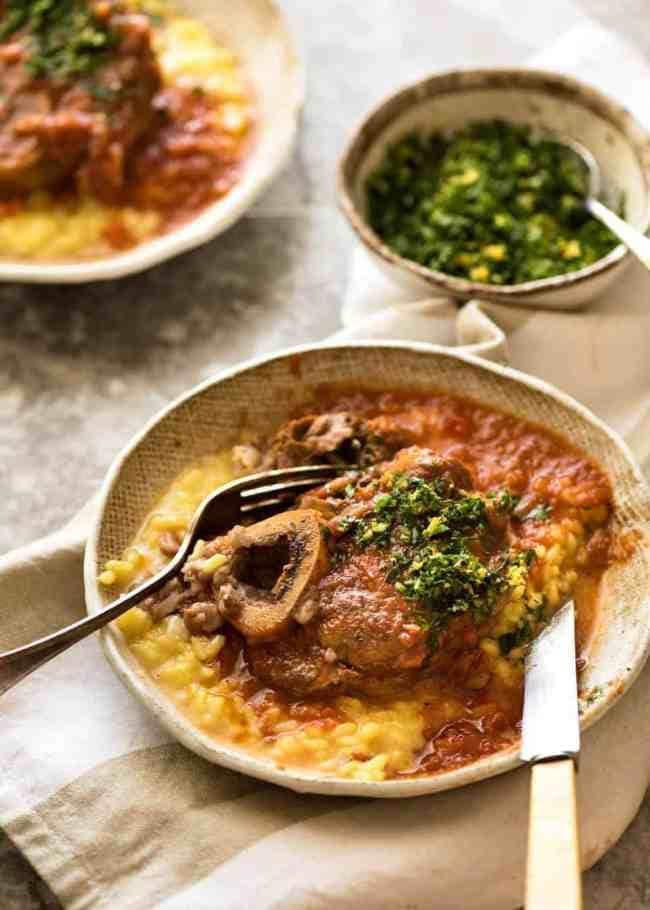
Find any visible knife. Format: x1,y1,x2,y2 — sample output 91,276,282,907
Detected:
521,600,582,910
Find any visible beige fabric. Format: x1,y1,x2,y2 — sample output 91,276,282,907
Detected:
5,744,336,910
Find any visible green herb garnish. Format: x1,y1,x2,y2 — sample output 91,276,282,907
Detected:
0,0,118,80
498,596,547,655
490,489,520,514
366,120,620,285
343,472,535,646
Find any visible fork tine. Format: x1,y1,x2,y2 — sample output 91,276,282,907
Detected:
240,497,296,516
186,465,346,537
214,463,343,499
240,474,346,518
240,475,341,502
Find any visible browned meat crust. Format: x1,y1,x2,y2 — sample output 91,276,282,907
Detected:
386,446,473,490
246,627,358,696
262,411,397,469
317,552,428,672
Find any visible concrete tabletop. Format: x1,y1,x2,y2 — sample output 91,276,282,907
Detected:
2,0,650,906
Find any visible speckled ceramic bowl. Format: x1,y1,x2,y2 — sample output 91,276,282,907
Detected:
338,69,650,309
0,0,303,284
85,342,650,797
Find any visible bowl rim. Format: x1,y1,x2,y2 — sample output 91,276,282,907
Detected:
84,340,650,798
0,0,305,285
337,67,650,301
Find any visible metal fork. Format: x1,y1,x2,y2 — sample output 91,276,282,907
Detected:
0,464,344,695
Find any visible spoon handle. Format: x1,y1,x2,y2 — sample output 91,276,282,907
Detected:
587,198,650,270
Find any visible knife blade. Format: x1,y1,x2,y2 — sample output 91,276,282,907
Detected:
521,600,580,764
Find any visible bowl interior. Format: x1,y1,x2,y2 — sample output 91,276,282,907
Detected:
86,344,650,797
0,0,303,283
340,71,650,302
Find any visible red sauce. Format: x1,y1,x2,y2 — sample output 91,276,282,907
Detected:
320,390,612,510
120,86,247,232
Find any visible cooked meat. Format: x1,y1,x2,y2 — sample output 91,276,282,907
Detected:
297,472,367,522
365,414,423,451
144,578,193,622
317,552,428,672
242,448,489,695
246,626,359,696
263,412,364,468
158,531,182,557
183,601,223,635
262,411,398,469
427,615,491,687
0,2,161,199
385,446,473,491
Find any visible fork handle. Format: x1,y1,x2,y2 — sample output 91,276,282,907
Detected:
526,758,582,910
0,636,83,695
0,568,175,695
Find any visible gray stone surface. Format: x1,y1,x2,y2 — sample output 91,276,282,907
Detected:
2,0,650,906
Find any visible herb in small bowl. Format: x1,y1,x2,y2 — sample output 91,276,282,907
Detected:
365,120,620,286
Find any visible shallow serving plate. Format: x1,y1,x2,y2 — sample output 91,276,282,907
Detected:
86,343,650,797
338,69,650,310
0,0,303,284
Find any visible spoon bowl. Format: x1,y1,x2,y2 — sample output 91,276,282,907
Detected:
558,133,650,271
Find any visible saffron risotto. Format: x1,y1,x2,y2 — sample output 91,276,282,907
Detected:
0,1,251,260
106,446,607,783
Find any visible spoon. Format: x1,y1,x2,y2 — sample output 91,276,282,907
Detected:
560,135,650,270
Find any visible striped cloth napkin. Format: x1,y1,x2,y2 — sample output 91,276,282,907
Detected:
3,13,650,910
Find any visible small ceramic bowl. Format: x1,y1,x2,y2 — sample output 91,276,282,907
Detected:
0,0,303,284
86,342,650,797
338,69,650,309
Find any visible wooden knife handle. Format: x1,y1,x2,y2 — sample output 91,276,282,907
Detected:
526,758,582,910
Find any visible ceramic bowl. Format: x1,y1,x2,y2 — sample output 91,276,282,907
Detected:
0,0,303,284
338,69,650,309
85,342,650,797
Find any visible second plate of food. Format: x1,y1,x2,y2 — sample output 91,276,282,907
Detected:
0,0,302,282
86,343,650,797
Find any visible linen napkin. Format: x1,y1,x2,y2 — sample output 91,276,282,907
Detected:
4,19,650,910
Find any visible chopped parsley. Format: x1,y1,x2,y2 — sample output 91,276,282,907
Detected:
498,596,547,655
489,489,520,514
340,473,535,646
0,0,119,80
366,120,620,285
